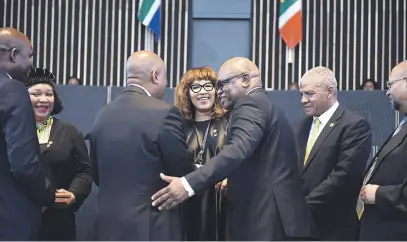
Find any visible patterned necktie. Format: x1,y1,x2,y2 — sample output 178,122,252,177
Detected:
356,117,407,219
304,118,321,165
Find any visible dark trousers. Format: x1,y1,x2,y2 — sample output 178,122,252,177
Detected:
39,209,76,241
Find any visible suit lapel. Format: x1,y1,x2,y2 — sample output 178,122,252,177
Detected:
302,107,344,174
362,130,393,178
368,124,407,181
297,118,313,173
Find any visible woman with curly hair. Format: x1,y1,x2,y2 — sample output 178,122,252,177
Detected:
175,66,228,240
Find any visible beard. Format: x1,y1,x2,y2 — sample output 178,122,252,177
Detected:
391,99,400,111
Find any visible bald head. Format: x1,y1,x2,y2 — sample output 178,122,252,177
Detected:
0,28,33,81
0,28,31,48
387,60,407,113
390,60,407,79
126,50,167,99
219,57,262,87
217,57,262,110
126,51,165,81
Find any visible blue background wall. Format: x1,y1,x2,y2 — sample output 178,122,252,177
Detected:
56,85,396,147
190,0,252,70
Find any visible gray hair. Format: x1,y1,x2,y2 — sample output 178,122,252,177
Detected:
301,66,338,94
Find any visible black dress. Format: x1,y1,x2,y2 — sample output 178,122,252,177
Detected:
183,117,228,241
38,118,93,241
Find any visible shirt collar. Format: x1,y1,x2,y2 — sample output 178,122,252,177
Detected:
5,72,12,79
314,101,339,125
400,116,407,126
246,86,262,95
127,83,152,97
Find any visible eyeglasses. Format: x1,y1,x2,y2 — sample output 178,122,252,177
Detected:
387,77,407,89
0,45,19,53
216,73,260,90
190,83,214,93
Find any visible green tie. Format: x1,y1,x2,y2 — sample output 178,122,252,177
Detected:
304,118,321,165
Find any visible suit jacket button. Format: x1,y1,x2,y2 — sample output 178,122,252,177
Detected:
300,179,306,184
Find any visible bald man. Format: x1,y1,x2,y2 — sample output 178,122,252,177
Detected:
294,66,372,240
89,51,194,240
0,28,55,240
152,57,317,240
358,60,407,240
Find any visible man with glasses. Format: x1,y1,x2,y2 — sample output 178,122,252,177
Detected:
294,66,372,240
0,27,56,240
358,60,407,240
152,57,317,240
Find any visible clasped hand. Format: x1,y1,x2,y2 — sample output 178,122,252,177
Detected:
53,188,76,209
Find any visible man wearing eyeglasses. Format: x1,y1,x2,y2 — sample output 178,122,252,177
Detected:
294,66,372,240
152,57,317,240
358,60,407,241
0,28,56,240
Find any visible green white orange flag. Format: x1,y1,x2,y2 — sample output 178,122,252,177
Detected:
279,0,302,49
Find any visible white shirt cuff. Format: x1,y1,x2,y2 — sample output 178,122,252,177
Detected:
181,177,195,197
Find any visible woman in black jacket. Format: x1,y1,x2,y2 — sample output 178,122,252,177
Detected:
25,68,92,240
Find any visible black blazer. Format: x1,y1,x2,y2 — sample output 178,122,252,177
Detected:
0,71,55,240
293,106,372,240
359,121,407,240
184,89,317,240
89,85,194,240
39,118,93,240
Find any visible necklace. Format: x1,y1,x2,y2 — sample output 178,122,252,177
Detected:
37,116,53,144
194,119,211,166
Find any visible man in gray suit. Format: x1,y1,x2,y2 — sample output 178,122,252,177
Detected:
89,51,194,240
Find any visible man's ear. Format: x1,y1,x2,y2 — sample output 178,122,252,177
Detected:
327,86,334,99
241,73,250,88
151,70,159,84
10,48,18,62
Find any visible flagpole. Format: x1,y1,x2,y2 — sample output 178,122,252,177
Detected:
287,47,294,64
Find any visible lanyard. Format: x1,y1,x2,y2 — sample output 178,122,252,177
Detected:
194,120,211,165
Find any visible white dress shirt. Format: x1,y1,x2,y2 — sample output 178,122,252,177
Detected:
127,83,152,97
306,101,339,147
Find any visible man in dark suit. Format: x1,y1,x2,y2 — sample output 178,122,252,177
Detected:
151,57,317,240
358,60,407,240
294,66,372,240
89,51,194,240
0,28,55,240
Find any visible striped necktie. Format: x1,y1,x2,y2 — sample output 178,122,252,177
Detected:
356,117,407,219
